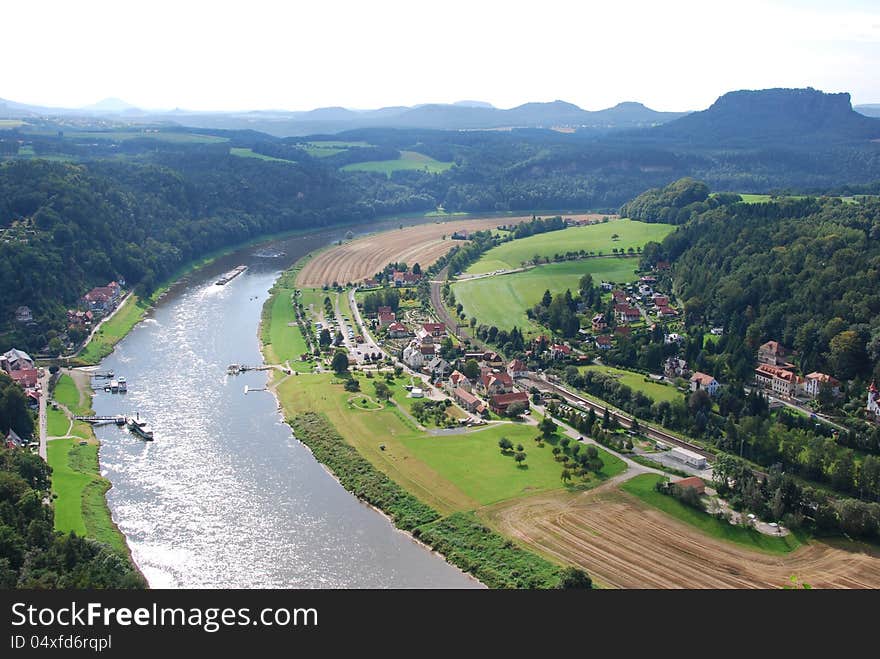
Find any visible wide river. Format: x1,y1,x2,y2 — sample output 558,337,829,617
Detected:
91,221,480,588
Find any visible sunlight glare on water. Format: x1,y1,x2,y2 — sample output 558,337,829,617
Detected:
92,229,480,589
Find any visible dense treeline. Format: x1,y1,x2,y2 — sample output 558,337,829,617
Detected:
649,193,880,385
0,373,34,439
0,448,145,588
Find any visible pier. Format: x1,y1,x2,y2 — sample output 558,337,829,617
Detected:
75,415,126,426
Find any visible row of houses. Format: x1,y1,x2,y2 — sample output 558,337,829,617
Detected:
447,360,530,416
0,348,40,408
754,340,840,400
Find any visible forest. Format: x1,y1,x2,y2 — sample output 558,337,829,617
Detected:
0,447,145,587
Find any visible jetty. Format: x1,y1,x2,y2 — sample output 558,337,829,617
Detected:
216,265,247,286
227,364,272,375
75,415,126,426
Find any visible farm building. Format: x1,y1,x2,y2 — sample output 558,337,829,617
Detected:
669,447,709,470
673,476,706,495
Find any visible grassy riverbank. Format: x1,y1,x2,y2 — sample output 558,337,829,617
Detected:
289,412,566,588
46,372,130,557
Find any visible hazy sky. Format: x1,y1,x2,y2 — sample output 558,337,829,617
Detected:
4,0,879,112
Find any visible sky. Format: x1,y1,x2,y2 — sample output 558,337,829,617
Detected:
3,0,879,112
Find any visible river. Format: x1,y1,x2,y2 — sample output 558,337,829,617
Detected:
91,221,480,588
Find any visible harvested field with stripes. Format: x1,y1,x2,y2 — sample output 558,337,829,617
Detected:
481,482,880,589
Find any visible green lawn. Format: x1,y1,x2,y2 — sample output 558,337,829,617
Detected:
47,407,70,437
77,295,145,365
229,147,296,164
454,258,640,334
47,438,128,555
341,150,453,175
466,219,675,274
621,474,803,554
53,374,91,415
580,365,683,404
261,287,312,370
300,140,371,158
402,426,624,505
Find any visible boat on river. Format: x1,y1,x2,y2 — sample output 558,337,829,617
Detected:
126,414,154,441
215,265,248,285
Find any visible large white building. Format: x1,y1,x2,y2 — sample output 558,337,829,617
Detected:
669,447,709,470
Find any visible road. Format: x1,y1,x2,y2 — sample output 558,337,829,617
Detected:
344,288,384,365
37,370,50,460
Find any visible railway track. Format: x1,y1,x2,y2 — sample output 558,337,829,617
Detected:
524,375,717,461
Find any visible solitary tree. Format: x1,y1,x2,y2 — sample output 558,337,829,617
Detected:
373,380,391,400
539,416,558,438
556,567,592,589
514,451,527,466
331,349,349,374
498,437,514,453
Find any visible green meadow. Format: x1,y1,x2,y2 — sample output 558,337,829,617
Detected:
341,150,453,175
580,365,683,404
466,219,675,274
454,258,640,333
229,147,296,163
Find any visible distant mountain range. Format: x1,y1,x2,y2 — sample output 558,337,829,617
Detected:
0,96,690,136
2,88,879,145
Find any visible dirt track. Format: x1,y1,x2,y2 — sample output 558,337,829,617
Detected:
296,215,603,287
481,484,880,589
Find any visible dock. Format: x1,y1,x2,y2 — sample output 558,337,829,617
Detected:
227,364,272,375
75,415,126,426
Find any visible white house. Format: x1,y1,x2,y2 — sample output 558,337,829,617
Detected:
689,372,720,397
803,372,841,399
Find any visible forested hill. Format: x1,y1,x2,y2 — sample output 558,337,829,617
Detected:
0,447,144,587
0,156,388,353
642,188,880,385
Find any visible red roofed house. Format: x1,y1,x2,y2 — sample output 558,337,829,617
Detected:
550,344,572,360
596,335,613,350
82,281,121,312
611,290,627,303
690,372,720,397
454,387,486,415
652,295,669,307
803,372,841,399
757,340,794,368
490,391,530,416
591,314,607,333
387,322,409,338
422,322,446,337
10,368,38,389
615,304,641,324
657,305,678,318
755,364,803,398
478,369,513,396
377,310,396,327
392,271,422,287
654,260,671,271
673,476,706,495
449,370,471,390
507,359,528,378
